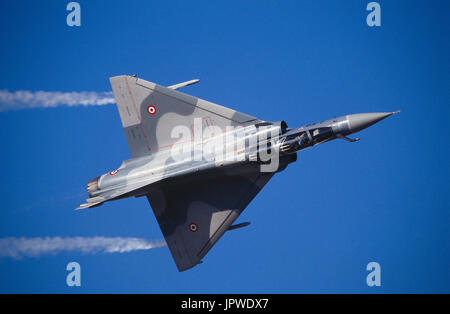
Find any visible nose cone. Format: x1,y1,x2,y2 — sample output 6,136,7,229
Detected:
347,111,399,134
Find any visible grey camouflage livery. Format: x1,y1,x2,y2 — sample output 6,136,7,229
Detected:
77,75,399,271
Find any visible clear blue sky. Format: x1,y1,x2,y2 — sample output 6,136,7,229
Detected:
0,0,448,293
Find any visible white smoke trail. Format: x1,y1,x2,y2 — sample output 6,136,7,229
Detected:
0,90,115,112
0,237,166,259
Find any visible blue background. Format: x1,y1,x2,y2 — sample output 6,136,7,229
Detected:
0,0,448,293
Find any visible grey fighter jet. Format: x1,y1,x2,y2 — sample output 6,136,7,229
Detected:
77,75,399,271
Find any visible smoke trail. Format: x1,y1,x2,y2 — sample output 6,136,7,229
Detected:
0,237,166,259
0,90,115,112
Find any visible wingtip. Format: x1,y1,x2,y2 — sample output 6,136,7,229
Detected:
75,204,89,211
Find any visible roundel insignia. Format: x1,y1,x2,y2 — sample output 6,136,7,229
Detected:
147,105,157,115
109,170,119,176
189,223,198,232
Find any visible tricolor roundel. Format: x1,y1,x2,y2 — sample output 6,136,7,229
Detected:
189,223,198,232
147,105,157,115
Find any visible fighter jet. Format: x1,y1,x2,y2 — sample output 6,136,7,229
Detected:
77,75,399,271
